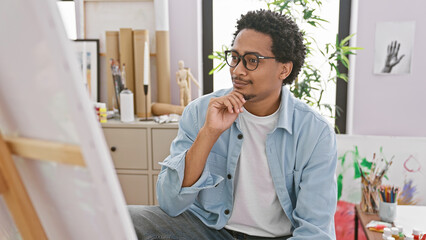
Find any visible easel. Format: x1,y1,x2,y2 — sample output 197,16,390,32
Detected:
0,133,86,240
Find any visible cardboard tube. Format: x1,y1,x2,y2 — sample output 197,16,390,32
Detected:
151,103,184,116
156,30,171,104
119,28,135,99
105,31,119,110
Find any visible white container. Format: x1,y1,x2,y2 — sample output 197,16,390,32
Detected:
379,201,397,222
120,88,134,122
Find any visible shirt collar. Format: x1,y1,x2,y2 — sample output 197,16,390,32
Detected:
276,86,294,134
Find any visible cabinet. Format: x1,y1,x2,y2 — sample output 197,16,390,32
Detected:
102,119,178,205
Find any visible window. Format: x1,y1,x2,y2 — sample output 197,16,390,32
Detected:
211,0,340,124
56,0,77,40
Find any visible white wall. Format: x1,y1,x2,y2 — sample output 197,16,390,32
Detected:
169,0,203,106
348,0,426,136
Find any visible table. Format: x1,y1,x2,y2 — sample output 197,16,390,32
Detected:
354,204,387,240
354,204,426,239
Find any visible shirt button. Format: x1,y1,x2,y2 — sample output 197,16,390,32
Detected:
224,209,230,215
237,134,243,139
227,174,232,179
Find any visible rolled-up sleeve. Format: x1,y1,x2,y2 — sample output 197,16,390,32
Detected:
291,126,338,239
156,104,224,217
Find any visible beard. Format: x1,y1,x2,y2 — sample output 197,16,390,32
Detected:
232,75,255,101
242,94,255,101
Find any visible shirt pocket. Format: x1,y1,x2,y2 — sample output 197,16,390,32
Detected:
197,152,227,204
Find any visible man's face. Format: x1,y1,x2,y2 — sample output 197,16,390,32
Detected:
230,29,292,104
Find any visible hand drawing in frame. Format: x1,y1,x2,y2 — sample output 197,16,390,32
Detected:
374,21,415,75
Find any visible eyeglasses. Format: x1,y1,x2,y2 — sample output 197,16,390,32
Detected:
225,50,277,71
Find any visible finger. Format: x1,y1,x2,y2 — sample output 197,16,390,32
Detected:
230,92,246,112
231,91,247,104
228,94,244,113
228,94,245,113
229,91,246,105
397,55,405,62
221,98,235,113
396,43,401,55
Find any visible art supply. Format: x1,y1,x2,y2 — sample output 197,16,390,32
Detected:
144,41,149,85
391,227,400,239
383,227,392,239
110,58,124,113
122,63,127,86
139,84,150,121
383,227,392,235
359,151,394,214
379,201,397,223
379,185,399,203
396,226,404,239
120,88,134,122
151,103,185,116
94,102,100,121
99,103,107,123
366,221,392,232
413,229,421,240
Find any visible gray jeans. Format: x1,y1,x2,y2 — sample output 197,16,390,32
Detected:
128,205,291,240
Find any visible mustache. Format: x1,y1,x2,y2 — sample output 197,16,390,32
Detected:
231,76,253,84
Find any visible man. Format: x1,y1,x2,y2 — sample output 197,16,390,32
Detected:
129,9,337,239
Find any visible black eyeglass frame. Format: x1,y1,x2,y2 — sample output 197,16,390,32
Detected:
224,50,277,71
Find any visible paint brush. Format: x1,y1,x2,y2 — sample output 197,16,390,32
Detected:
369,153,376,180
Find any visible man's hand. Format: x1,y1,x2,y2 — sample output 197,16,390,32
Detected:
182,91,246,187
204,91,246,134
382,41,405,73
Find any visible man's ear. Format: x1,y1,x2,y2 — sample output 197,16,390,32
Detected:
280,61,293,80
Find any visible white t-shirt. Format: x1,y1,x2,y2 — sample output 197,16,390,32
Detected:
225,106,292,237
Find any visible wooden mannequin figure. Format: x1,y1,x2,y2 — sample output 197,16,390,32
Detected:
176,60,200,106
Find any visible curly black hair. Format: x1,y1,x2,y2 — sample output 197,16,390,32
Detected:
232,9,306,85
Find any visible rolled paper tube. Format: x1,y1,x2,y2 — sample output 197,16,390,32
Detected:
105,31,119,110
156,30,171,103
151,103,185,116
119,28,135,95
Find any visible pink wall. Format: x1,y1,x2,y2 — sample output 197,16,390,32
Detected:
169,0,202,106
349,0,426,136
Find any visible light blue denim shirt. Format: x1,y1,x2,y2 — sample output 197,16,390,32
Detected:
157,86,337,239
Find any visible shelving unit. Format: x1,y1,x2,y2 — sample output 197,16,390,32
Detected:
102,119,178,205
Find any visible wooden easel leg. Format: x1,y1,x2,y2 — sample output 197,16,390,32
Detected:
0,134,47,240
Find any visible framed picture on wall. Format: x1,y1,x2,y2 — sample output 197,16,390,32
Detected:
73,39,100,102
373,21,416,75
